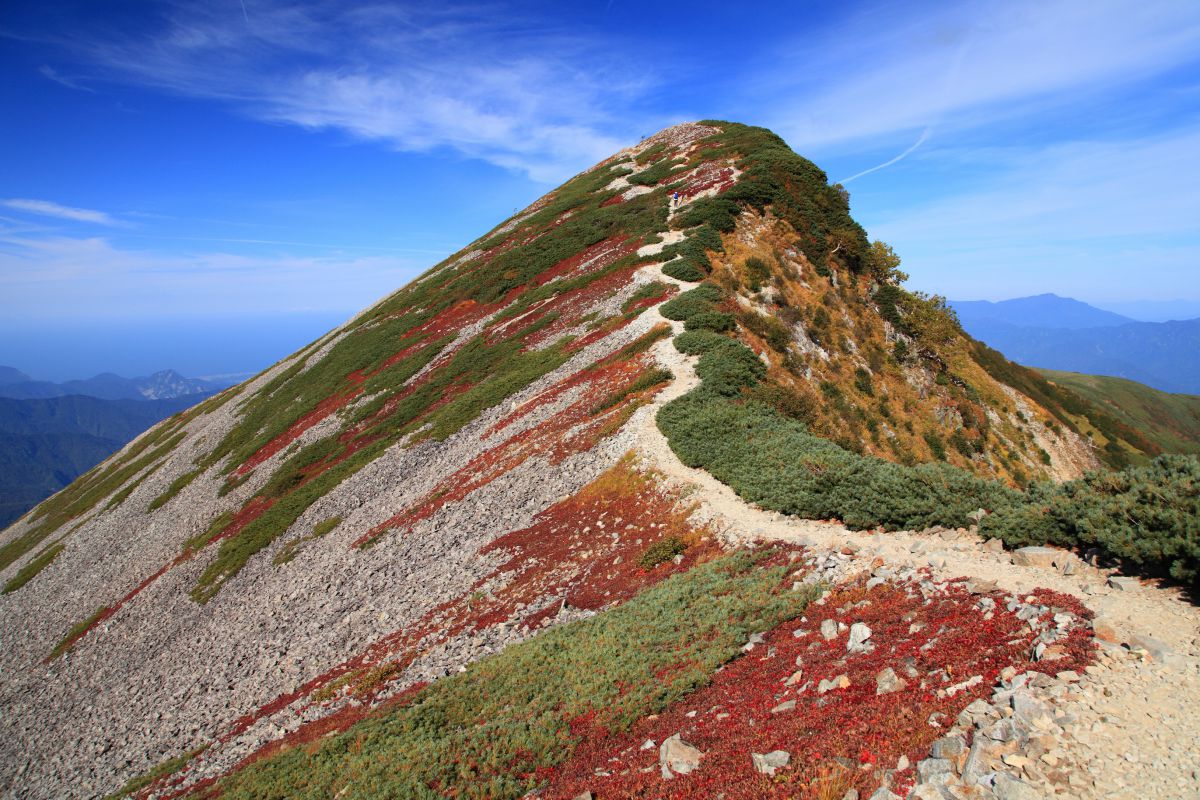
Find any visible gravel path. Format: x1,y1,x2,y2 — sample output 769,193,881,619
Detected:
633,286,1200,799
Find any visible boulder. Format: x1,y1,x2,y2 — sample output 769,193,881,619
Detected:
1011,546,1059,568
1126,632,1175,663
770,700,797,714
1107,576,1139,591
751,750,790,775
659,733,702,778
875,667,907,695
820,619,839,640
847,622,872,651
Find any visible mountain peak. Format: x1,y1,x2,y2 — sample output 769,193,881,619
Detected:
1,121,1188,799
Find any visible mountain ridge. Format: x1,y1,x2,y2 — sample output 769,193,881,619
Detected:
1,121,1195,799
948,298,1200,394
0,366,233,401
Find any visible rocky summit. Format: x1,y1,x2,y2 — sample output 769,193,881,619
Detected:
1,122,1197,800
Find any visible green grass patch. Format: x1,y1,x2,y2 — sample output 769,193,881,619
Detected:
622,281,670,314
49,606,107,661
2,543,64,594
147,467,203,511
590,368,673,416
274,516,343,565
102,746,208,800
204,549,820,800
637,535,688,569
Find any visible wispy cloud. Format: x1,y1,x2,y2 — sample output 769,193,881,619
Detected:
2,198,119,225
868,126,1200,302
38,64,94,92
53,2,649,181
761,0,1200,152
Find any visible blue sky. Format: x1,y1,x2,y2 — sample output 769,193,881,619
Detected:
2,1,1199,378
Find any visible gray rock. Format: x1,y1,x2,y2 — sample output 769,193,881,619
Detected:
847,622,872,651
1107,576,1138,591
993,774,1040,800
770,700,797,714
983,537,1005,552
875,667,907,695
1011,546,1059,568
930,735,965,760
917,757,954,782
1126,632,1175,663
820,618,838,640
659,733,703,778
751,750,790,775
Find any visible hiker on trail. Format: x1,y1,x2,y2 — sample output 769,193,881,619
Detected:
672,191,680,207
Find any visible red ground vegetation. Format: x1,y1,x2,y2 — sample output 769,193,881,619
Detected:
141,460,714,798
675,160,737,200
539,578,1094,800
355,339,668,547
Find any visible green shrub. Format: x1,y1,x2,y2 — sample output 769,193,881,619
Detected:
924,431,947,461
638,536,688,568
683,311,735,332
853,367,874,397
744,256,772,291
662,259,705,282
660,284,722,322
674,331,765,396
983,455,1200,583
627,157,684,186
658,393,1020,531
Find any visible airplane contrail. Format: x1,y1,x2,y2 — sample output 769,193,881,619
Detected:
839,127,931,184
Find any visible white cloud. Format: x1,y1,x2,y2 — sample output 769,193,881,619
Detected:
62,2,648,182
2,198,119,225
762,0,1200,152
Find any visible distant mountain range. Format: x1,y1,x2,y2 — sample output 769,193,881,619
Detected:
951,294,1200,394
0,367,231,401
0,366,231,528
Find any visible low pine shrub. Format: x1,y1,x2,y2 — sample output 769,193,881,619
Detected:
683,311,735,332
983,455,1200,583
638,535,687,568
660,284,722,322
662,259,705,282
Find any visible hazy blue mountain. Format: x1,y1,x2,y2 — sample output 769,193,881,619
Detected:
951,297,1200,394
0,368,231,401
951,294,1134,330
0,367,32,387
0,392,215,528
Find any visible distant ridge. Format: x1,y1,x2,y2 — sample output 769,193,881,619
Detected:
951,296,1200,394
0,367,234,401
951,293,1133,329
